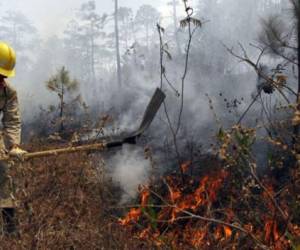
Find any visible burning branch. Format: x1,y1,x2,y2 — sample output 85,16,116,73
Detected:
119,168,275,249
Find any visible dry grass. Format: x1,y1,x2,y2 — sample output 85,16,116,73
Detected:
1,125,299,250
0,145,146,250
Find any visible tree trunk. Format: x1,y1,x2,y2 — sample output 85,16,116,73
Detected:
296,10,300,135
296,3,300,102
90,22,96,84
114,0,122,86
293,2,300,146
60,83,65,133
124,20,129,50
172,0,181,55
146,24,149,50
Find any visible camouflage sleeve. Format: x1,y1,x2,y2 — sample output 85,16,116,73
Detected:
2,85,21,149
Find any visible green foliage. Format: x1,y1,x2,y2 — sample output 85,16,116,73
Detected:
46,66,82,133
142,203,158,231
46,66,79,95
217,127,226,141
180,17,202,29
286,231,300,250
258,15,289,55
234,128,255,151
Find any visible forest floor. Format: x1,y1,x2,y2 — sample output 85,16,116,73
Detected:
0,138,300,250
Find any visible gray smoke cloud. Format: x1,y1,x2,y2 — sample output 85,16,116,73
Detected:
109,145,150,203
0,0,291,200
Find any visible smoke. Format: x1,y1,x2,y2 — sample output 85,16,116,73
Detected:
5,0,265,126
109,145,150,203
0,0,293,199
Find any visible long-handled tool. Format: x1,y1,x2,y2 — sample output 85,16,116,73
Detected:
2,88,166,161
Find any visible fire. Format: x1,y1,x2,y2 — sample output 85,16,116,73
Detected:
180,161,192,173
169,187,181,203
272,222,280,242
138,227,163,246
223,226,232,239
140,187,150,206
163,170,230,226
119,187,150,226
119,208,141,226
119,166,297,249
138,227,150,239
214,225,232,240
262,182,276,213
214,226,222,240
190,229,206,247
264,219,280,243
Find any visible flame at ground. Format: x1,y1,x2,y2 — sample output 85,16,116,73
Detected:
264,220,280,243
180,161,192,173
119,208,141,226
119,168,299,249
119,169,230,246
168,170,228,222
119,187,149,225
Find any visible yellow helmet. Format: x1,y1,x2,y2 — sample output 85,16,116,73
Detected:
0,42,16,78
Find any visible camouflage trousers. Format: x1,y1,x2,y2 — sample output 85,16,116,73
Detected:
0,133,17,208
0,160,16,208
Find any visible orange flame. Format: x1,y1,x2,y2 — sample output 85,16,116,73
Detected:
190,229,206,248
119,208,141,225
139,227,150,239
119,187,149,225
214,225,232,240
170,187,181,203
139,227,163,246
264,219,280,243
119,169,248,247
140,188,150,207
262,182,276,214
273,221,280,241
214,226,222,240
118,165,298,248
168,170,228,223
224,226,232,239
180,161,192,173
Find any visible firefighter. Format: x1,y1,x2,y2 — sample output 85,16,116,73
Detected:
0,41,27,235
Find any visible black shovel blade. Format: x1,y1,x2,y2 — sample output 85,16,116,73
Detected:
107,88,166,148
130,88,166,138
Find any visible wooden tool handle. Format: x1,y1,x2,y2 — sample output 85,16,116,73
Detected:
1,142,108,161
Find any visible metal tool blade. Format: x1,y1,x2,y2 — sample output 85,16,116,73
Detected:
108,88,166,146
133,88,165,137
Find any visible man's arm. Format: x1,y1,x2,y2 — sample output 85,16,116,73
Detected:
2,85,21,149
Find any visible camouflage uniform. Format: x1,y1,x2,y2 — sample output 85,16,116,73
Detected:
0,81,21,208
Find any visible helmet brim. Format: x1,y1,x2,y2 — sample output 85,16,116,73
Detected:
0,68,15,78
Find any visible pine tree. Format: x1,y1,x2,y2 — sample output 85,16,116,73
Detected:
46,67,79,133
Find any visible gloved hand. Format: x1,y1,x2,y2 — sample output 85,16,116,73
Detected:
9,145,27,161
